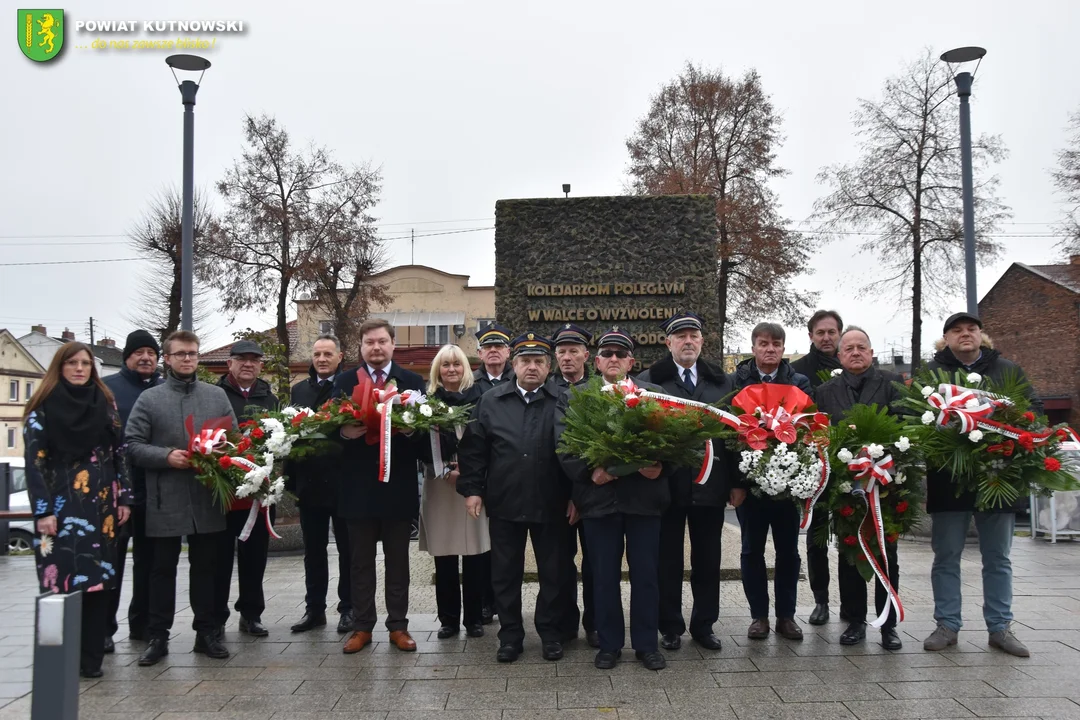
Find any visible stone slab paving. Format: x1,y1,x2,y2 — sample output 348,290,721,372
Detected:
2,521,1080,719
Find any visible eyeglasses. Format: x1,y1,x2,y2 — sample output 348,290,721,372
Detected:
598,349,630,359
167,351,199,360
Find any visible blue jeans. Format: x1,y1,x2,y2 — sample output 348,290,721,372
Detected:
930,511,1015,634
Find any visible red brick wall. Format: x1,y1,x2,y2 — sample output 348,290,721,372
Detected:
979,265,1080,425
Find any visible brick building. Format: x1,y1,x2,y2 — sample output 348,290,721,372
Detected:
978,257,1080,425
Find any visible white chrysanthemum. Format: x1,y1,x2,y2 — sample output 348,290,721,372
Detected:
895,436,911,452
868,443,885,459
446,407,455,416
259,418,285,436
838,481,853,494
921,411,935,425
280,407,301,418
837,448,854,464
420,404,434,418
966,373,982,385
894,472,906,485
921,385,934,397
831,368,843,377
401,411,416,425
968,430,984,443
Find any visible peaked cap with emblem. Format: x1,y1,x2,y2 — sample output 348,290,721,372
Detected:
475,321,512,347
596,326,635,351
660,311,704,335
551,323,592,346
511,331,552,356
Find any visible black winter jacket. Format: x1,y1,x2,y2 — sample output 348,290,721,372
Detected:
637,354,738,507
925,347,1041,514
733,357,813,396
332,362,426,521
284,365,343,508
815,367,903,422
472,362,515,394
419,384,484,465
103,366,163,504
791,345,842,390
456,381,569,523
217,375,280,422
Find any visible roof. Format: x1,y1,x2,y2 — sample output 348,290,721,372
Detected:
1020,262,1080,294
91,344,123,368
201,320,300,365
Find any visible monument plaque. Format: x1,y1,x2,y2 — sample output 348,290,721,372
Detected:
494,195,719,367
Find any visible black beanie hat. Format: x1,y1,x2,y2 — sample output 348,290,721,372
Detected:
123,329,161,361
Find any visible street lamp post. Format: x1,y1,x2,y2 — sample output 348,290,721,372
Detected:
940,46,986,316
165,54,211,331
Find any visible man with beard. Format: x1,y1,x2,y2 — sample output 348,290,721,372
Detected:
791,310,843,626
473,322,515,393
457,332,571,663
638,312,741,652
814,327,903,650
548,323,598,648
287,334,354,634
103,330,164,650
734,323,811,641
922,313,1035,658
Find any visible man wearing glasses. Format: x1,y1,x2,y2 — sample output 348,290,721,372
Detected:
125,330,237,666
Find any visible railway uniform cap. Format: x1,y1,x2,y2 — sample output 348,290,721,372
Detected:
596,326,635,351
660,311,704,335
475,322,512,347
511,332,552,356
552,323,592,346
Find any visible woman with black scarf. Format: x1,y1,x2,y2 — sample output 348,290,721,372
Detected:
417,344,490,639
23,342,132,678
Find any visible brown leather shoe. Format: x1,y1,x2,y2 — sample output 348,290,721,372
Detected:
389,630,417,652
747,618,770,639
776,617,804,641
343,631,372,654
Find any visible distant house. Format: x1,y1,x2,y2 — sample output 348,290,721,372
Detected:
17,325,124,378
979,257,1080,425
0,330,46,457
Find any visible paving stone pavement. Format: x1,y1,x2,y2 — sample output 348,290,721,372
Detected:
3,520,1080,720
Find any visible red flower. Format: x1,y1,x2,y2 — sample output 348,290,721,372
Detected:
738,413,759,429
352,410,364,420
886,533,899,543
839,505,855,517
1018,433,1035,452
1023,411,1035,422
1045,457,1062,472
239,420,256,429
291,411,309,426
895,501,909,513
251,428,265,439
236,437,252,453
1058,429,1071,439
744,427,770,451
625,396,641,408
245,454,255,462
843,535,858,546
774,423,798,445
811,412,830,430
218,455,233,469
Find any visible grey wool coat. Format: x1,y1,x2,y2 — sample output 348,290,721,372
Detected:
125,373,237,537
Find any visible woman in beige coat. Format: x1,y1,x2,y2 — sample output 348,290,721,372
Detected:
419,344,491,638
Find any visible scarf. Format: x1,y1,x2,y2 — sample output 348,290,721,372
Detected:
842,368,869,406
41,378,112,462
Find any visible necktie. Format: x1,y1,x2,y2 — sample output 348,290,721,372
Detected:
683,368,695,393
241,388,249,399
374,370,385,389
762,374,773,384
524,390,536,404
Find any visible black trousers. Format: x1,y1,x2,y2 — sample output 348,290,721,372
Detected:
737,494,801,619
658,504,724,638
584,513,661,654
299,503,352,615
107,504,154,638
348,518,412,633
80,589,110,673
434,553,488,628
214,506,275,627
488,517,568,647
147,531,223,640
838,543,899,631
807,508,831,605
559,522,594,638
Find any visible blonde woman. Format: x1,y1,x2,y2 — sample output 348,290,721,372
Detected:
419,344,491,638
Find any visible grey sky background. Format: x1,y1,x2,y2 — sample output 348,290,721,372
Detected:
3,0,1078,358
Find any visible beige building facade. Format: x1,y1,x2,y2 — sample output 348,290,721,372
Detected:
0,330,46,458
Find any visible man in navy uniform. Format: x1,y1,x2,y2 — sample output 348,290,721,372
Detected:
473,322,515,393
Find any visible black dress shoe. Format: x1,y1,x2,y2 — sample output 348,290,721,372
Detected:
635,650,667,670
586,630,600,648
542,641,564,661
138,638,169,666
481,605,496,625
496,643,522,663
466,624,485,638
660,632,682,650
239,617,269,637
80,667,104,679
839,621,867,646
437,625,460,639
291,612,328,633
337,611,355,634
594,649,621,669
880,627,903,650
193,632,230,659
103,636,115,654
693,633,722,650
808,603,830,626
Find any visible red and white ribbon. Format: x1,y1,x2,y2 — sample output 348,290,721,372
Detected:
375,386,402,483
189,427,230,455
797,445,831,530
845,446,903,628
928,384,1009,433
228,455,282,542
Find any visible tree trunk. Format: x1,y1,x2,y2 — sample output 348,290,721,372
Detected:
911,234,922,372
277,275,291,357
717,255,730,361
166,251,182,338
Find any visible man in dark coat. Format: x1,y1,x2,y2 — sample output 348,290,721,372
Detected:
214,340,281,638
922,312,1036,658
638,312,740,652
733,322,812,642
336,319,426,655
457,332,572,664
473,322,515,393
103,329,163,650
558,327,670,671
286,334,354,634
814,326,903,650
791,310,843,626
548,323,597,648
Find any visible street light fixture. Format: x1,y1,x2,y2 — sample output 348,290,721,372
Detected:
165,54,211,332
940,46,986,316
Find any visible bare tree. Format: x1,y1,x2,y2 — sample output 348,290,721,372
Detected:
1053,108,1080,252
204,114,383,356
126,187,215,340
626,62,816,356
813,49,1009,366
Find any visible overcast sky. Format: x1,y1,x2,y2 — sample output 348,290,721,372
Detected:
4,0,1078,358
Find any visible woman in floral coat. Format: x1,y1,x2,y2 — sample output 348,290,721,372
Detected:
23,342,132,678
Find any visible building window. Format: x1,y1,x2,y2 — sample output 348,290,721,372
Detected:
319,320,334,334
476,318,496,332
25,382,34,399
8,381,17,402
6,428,14,449
425,325,449,346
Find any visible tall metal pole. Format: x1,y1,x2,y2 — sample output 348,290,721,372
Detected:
955,71,978,316
180,80,199,331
